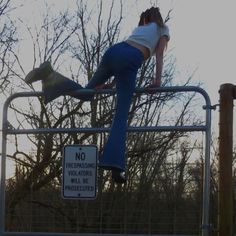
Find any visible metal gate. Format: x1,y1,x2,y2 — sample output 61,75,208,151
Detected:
0,86,212,236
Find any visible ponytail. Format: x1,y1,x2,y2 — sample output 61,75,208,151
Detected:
140,7,164,27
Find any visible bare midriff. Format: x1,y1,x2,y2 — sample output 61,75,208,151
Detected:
126,40,150,60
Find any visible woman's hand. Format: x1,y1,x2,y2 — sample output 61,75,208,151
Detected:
145,80,161,94
95,81,115,90
146,81,161,94
151,79,161,87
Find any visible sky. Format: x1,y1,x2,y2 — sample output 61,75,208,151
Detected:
3,0,236,130
0,0,235,183
10,0,236,102
0,0,235,177
124,0,236,132
169,0,236,104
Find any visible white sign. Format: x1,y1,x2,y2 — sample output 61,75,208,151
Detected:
62,145,97,199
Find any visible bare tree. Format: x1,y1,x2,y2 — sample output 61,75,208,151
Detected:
5,1,205,234
5,0,123,229
0,0,17,91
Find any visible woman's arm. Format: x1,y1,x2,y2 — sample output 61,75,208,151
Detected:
152,35,169,86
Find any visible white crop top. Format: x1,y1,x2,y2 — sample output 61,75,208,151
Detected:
127,22,170,55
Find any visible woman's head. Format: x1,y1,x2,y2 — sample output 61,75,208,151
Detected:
139,7,164,27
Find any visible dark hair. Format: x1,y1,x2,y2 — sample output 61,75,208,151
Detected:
138,12,145,26
138,7,164,27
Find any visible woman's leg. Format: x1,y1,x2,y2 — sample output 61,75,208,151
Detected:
25,62,84,104
42,71,83,104
98,71,136,172
97,42,144,183
43,57,112,104
65,46,114,100
25,55,112,104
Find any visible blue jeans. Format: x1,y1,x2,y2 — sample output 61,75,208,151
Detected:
92,42,144,171
44,42,143,171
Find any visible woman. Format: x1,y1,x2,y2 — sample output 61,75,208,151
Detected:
25,7,170,183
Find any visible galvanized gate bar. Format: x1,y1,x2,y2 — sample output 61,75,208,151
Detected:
6,126,207,135
2,233,197,236
0,86,212,236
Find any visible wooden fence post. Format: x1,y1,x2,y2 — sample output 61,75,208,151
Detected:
218,83,235,236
